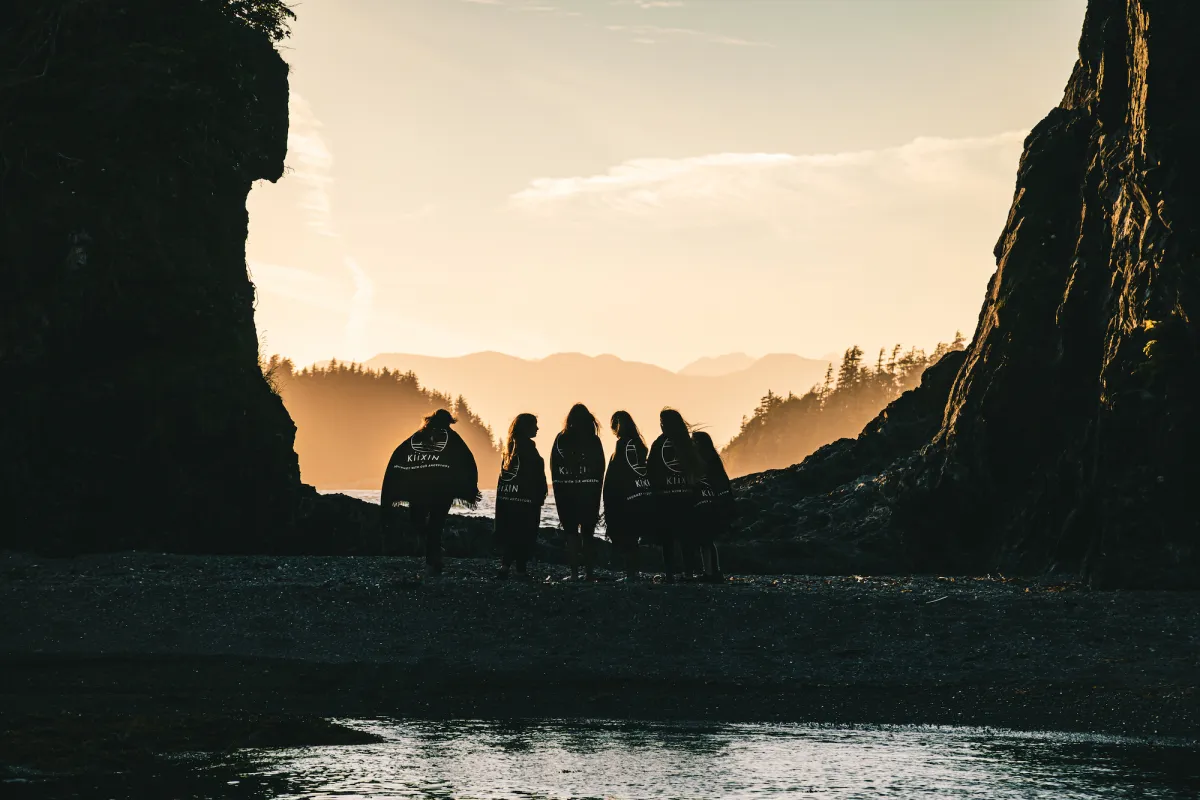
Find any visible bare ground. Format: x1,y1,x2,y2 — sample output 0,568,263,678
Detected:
1,552,1197,769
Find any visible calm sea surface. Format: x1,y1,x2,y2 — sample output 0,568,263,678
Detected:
321,488,569,529
11,721,1197,799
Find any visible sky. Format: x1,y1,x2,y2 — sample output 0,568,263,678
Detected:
246,0,1088,371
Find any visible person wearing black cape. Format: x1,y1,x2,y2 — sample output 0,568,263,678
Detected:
693,430,734,582
648,408,704,581
551,403,606,581
380,408,480,576
495,413,547,579
603,410,652,581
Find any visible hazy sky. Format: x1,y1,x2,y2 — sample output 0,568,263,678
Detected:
246,0,1087,370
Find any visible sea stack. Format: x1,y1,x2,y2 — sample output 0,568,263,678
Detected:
736,0,1200,588
1,1,304,553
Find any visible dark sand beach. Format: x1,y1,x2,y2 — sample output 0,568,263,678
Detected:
2,552,1196,771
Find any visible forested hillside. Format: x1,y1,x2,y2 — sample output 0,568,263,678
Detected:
265,357,501,489
722,334,966,477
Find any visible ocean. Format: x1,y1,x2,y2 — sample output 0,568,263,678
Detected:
318,488,572,530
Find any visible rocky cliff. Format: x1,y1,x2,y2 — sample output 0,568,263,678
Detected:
2,1,307,553
736,0,1200,588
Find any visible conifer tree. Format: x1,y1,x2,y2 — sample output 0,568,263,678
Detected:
263,359,502,488
722,332,960,477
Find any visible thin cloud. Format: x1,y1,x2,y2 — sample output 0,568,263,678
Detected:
248,261,345,313
510,131,1028,232
605,24,772,47
613,0,686,7
458,0,578,15
280,93,376,359
287,93,337,238
344,256,374,361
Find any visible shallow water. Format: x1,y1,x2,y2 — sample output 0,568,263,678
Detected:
322,488,572,529
10,720,1198,799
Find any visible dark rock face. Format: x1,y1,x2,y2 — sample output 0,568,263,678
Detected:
735,0,1200,587
730,352,965,575
2,1,302,553
910,0,1200,588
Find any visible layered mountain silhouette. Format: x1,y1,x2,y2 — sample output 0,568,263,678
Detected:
363,351,829,455
677,353,757,377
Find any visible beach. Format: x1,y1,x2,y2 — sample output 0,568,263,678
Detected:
1,551,1196,772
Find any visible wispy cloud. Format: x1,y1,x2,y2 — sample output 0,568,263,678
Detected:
344,256,374,360
613,0,686,7
248,261,345,313
458,0,579,15
510,131,1028,233
287,93,337,238
605,24,772,47
279,93,376,360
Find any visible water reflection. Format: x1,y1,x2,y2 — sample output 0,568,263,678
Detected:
7,721,1198,799
3,753,293,800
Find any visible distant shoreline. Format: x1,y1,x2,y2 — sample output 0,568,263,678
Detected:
1,552,1196,771
318,488,575,529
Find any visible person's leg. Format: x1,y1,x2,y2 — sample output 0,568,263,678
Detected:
496,515,512,577
426,500,451,573
660,529,676,581
707,541,722,580
680,532,700,578
622,537,639,581
683,508,705,578
409,503,429,562
563,515,582,579
380,505,390,557
515,508,538,576
581,519,597,579
609,520,633,581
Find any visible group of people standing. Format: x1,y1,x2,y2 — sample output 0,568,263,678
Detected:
381,405,736,582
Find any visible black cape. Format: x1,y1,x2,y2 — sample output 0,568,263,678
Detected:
380,426,479,509
695,448,736,527
648,433,699,510
495,438,548,515
551,431,605,521
603,435,652,525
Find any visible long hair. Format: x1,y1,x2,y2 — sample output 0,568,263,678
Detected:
503,413,538,471
660,408,704,481
610,410,646,450
692,430,721,465
561,403,600,439
415,408,456,444
422,408,456,430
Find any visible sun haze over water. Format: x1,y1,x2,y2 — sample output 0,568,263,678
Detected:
246,0,1087,370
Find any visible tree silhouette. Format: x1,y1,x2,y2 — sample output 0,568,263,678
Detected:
221,0,296,42
265,358,501,489
722,334,968,477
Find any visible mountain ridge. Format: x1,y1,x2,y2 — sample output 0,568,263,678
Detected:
361,350,831,454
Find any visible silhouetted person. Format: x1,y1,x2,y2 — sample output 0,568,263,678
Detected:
604,410,652,581
552,403,606,581
648,408,704,581
381,408,480,576
693,431,734,582
495,413,547,579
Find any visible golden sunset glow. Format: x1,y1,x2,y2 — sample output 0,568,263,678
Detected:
247,0,1086,375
